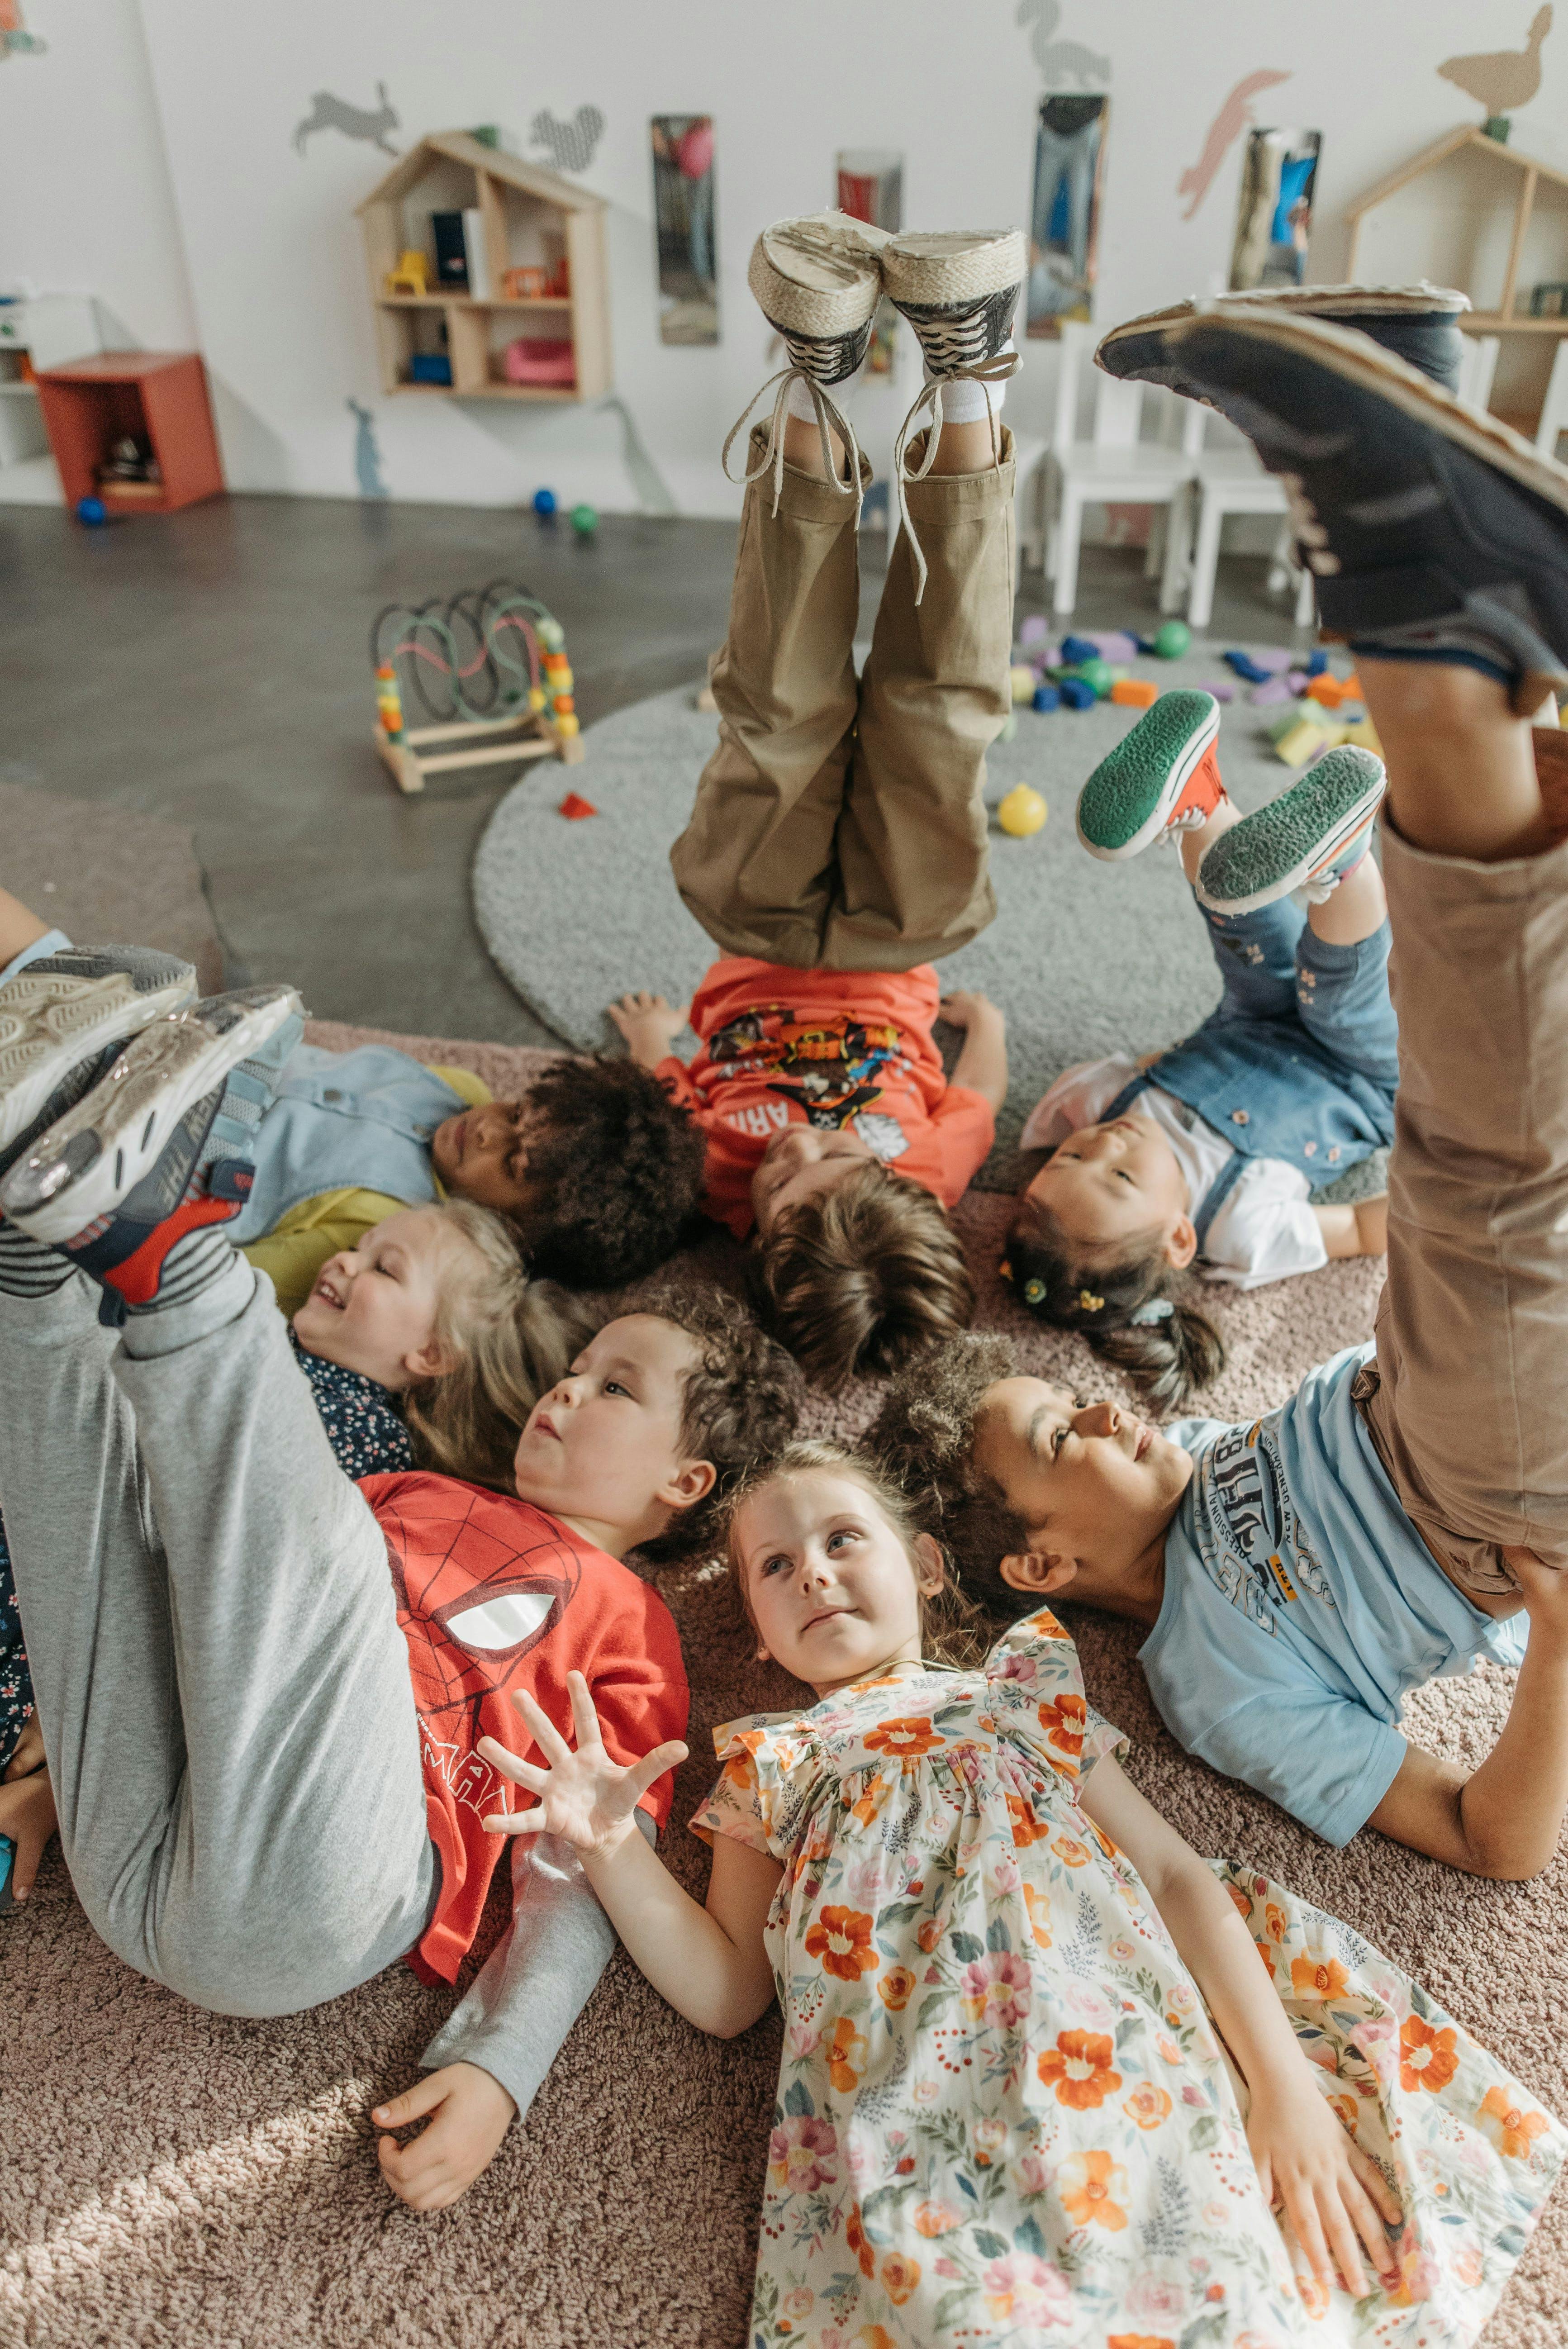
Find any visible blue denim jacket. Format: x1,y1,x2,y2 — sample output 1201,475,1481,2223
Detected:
228,1044,470,1241
1103,898,1399,1246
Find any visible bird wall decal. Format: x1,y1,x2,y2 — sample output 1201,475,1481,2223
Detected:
1438,5,1551,124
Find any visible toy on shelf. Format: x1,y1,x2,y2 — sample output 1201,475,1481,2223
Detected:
504,338,576,387
369,578,584,795
385,250,431,297
502,265,551,300
998,784,1047,837
409,352,453,385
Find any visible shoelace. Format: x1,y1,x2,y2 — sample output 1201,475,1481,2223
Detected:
721,368,864,523
1279,471,1340,576
891,349,1020,604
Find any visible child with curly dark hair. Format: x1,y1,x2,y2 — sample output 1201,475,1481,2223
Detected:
0,900,704,1314
1003,693,1396,1409
610,210,1026,1388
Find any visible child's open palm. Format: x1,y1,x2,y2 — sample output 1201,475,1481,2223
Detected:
479,1673,688,1855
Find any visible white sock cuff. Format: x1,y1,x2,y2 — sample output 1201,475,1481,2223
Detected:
786,375,822,423
926,338,1014,422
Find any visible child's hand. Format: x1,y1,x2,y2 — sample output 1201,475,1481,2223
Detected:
373,2061,516,2212
1246,2073,1402,2299
1503,1545,1568,1641
939,990,1003,1032
479,1671,688,1858
608,990,690,1069
0,1740,57,1904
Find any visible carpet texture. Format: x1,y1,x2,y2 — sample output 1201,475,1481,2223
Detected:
470,655,1385,1199
4,1024,1562,2349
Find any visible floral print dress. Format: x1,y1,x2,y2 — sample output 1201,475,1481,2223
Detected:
692,1610,1563,2349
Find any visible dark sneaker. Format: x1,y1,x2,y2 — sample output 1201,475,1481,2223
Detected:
0,984,302,1249
1076,689,1224,860
1196,747,1386,914
1154,309,1568,708
1098,281,1470,398
881,228,1027,378
0,945,196,1174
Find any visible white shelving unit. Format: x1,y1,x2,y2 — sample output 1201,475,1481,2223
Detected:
0,294,100,501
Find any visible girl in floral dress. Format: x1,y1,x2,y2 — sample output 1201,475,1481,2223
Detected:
479,1443,1563,2349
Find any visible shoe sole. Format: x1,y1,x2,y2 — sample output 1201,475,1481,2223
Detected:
1170,307,1568,521
0,966,195,1156
1098,280,1469,366
748,235,880,342
882,230,1027,310
1076,690,1220,859
1195,749,1387,914
1,989,301,1244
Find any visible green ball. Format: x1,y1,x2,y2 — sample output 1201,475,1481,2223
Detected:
1072,656,1114,697
1153,619,1191,658
570,502,598,536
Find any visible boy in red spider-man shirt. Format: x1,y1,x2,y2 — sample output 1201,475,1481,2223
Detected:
0,992,798,2211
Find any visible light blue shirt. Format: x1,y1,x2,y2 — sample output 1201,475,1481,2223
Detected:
1138,1344,1528,1847
228,1044,470,1242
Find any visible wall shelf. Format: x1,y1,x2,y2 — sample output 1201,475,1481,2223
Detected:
356,131,611,403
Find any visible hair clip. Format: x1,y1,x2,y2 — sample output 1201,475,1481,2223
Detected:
1077,1289,1105,1315
998,1260,1013,1282
1023,1276,1046,1306
1130,1297,1175,1325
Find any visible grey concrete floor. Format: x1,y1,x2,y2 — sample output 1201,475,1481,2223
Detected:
0,494,1310,1045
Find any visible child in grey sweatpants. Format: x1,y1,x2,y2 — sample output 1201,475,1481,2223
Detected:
0,958,790,2207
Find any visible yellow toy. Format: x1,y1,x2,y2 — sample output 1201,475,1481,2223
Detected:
1010,665,1038,704
998,784,1048,837
385,249,431,297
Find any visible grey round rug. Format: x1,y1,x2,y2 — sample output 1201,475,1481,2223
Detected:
473,650,1384,1198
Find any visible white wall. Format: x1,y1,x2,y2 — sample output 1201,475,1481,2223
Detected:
4,0,1564,515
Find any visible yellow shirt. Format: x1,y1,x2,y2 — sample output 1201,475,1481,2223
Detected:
240,1065,491,1317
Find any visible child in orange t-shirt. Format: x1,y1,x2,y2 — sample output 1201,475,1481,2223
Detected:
612,214,1023,1388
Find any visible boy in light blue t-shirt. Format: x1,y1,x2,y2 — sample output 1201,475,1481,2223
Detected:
874,290,1568,1878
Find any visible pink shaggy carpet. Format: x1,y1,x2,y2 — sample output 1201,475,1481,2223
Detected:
3,1023,1563,2349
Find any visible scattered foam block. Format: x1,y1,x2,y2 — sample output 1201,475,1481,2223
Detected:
1305,650,1328,677
1110,678,1158,707
1082,630,1140,662
1032,682,1061,712
1224,650,1272,683
1060,633,1101,666
1060,676,1097,710
558,791,597,819
1342,716,1383,753
1250,648,1295,673
1274,718,1331,767
1265,703,1311,742
1018,614,1052,648
1250,676,1295,706
1286,670,1310,694
1010,665,1038,703
1199,679,1236,702
1341,672,1362,699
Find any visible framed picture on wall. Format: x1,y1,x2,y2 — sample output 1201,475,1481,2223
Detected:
1026,92,1107,338
836,148,903,376
1230,128,1321,291
651,114,717,345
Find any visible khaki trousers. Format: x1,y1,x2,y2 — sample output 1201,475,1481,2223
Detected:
1358,732,1568,1593
670,428,1015,970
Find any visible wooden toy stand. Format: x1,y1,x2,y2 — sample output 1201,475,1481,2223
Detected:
375,707,583,795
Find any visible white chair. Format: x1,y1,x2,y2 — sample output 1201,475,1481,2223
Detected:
1536,338,1568,458
1169,419,1314,631
1009,431,1050,589
1043,322,1200,615
1456,333,1501,413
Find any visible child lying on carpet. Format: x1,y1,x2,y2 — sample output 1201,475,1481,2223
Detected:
478,1442,1562,2345
610,210,1022,1387
0,977,798,2207
0,1192,592,1907
876,289,1568,1878
0,889,705,1311
1005,704,1395,1407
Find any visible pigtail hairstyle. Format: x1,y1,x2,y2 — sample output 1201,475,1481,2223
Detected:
1001,1194,1224,1412
403,1199,599,1490
719,1438,993,1669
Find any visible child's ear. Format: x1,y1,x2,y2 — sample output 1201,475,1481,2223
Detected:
1164,1214,1199,1270
912,1531,946,1598
659,1457,718,1516
1000,1548,1077,1596
401,1341,457,1385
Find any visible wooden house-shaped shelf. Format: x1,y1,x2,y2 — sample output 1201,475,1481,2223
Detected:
1346,125,1568,339
357,133,611,402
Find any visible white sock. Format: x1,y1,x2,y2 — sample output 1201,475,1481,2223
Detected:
786,375,824,422
927,338,1014,422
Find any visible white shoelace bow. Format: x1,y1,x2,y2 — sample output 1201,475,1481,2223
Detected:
892,349,1021,604
722,369,865,522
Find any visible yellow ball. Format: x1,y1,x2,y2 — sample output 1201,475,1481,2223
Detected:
1009,665,1037,704
998,784,1047,838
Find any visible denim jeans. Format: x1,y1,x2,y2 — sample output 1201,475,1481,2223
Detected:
1198,890,1400,1098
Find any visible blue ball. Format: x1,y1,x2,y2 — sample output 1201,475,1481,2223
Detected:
1060,676,1096,710
532,488,558,518
1031,683,1061,712
76,496,107,527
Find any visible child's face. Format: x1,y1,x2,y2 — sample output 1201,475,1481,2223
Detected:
972,1376,1193,1593
431,1098,532,1215
292,1209,464,1392
735,1468,938,1695
512,1313,714,1549
751,1125,875,1233
1023,1113,1194,1260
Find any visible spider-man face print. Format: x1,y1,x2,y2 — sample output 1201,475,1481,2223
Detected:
380,1488,584,1745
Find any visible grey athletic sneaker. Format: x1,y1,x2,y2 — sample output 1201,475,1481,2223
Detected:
1195,748,1387,914
0,944,196,1175
1,984,303,1246
1098,281,1471,399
